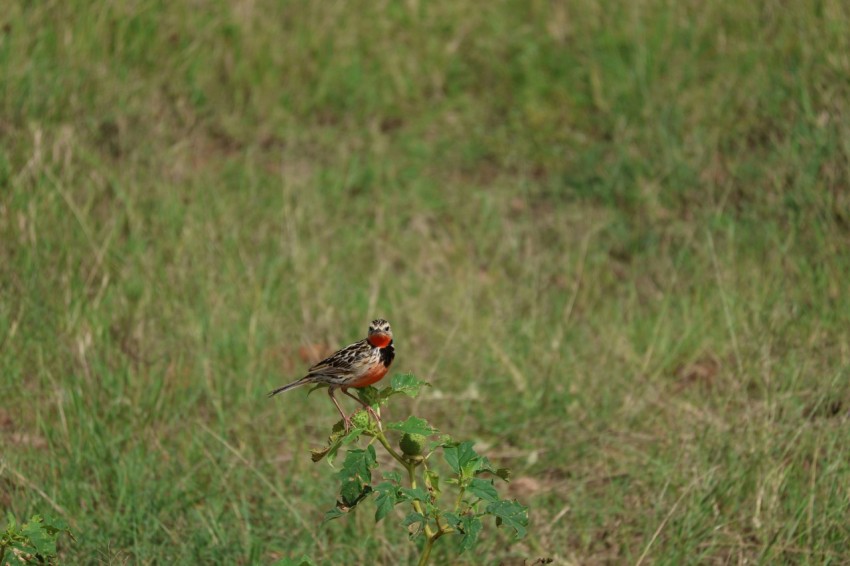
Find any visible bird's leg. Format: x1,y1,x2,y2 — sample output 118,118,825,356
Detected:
341,388,382,427
328,387,352,433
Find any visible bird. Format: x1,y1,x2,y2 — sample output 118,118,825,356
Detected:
268,319,395,431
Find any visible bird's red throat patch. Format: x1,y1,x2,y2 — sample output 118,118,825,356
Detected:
367,333,391,348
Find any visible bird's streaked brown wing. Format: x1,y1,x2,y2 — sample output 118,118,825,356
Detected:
306,339,371,378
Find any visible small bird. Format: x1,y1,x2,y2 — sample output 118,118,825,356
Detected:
268,319,395,431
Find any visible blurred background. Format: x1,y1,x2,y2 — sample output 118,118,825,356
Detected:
2,1,849,563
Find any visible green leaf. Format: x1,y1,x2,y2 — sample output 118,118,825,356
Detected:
22,515,56,556
474,455,496,474
470,456,513,482
459,515,483,552
356,386,382,408
486,500,528,539
387,416,437,437
402,512,427,526
373,482,398,523
443,441,478,475
338,446,377,506
312,423,364,464
374,496,395,523
428,434,454,453
495,468,513,482
441,512,461,528
5,549,29,566
311,446,331,463
41,514,70,536
322,506,346,523
382,470,403,484
468,478,499,503
326,428,364,467
402,512,427,538
425,470,441,495
398,485,429,503
389,373,430,397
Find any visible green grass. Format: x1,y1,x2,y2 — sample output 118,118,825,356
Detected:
2,0,850,563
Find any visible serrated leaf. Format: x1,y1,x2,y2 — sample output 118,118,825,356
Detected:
342,427,365,445
459,515,483,552
389,373,430,397
374,497,394,522
441,512,461,528
41,514,70,534
311,446,331,463
425,470,441,495
428,436,453,453
374,493,396,522
402,512,427,538
356,386,382,408
486,500,528,539
462,461,482,477
387,416,438,437
338,446,377,506
495,468,513,482
312,423,364,465
402,512,426,526
443,441,478,475
471,457,513,482
5,549,29,566
373,482,398,523
374,481,396,492
468,478,499,502
23,516,56,556
322,506,346,523
398,485,429,502
382,470,403,484
327,428,365,467
475,455,497,474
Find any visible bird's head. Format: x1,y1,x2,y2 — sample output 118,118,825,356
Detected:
367,319,393,348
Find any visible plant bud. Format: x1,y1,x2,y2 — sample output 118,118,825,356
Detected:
399,433,427,456
351,410,371,430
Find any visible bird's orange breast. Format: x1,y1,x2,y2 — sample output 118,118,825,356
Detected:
347,364,389,388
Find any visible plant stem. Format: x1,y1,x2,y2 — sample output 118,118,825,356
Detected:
417,536,435,566
406,461,435,539
375,430,436,538
375,430,406,465
454,485,466,513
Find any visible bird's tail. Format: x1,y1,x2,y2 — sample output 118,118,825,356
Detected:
267,376,311,397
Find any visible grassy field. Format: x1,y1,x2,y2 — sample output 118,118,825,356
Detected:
2,0,850,563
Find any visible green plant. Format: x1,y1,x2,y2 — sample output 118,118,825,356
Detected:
0,514,73,565
311,374,528,566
